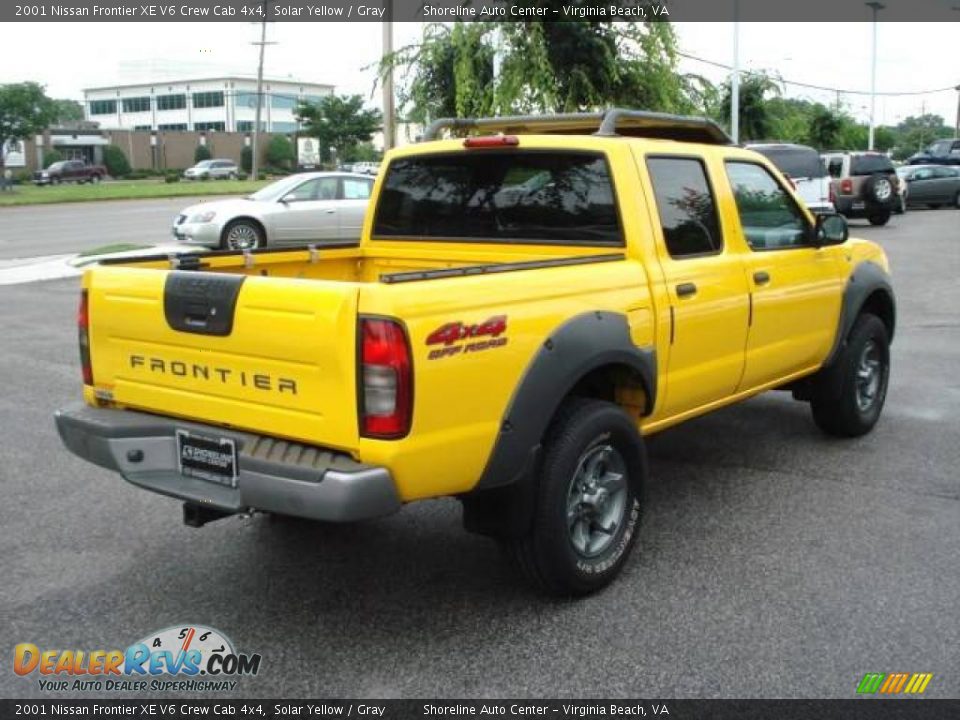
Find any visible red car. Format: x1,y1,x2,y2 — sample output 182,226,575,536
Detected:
34,160,106,186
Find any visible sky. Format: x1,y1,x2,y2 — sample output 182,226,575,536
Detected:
2,21,958,129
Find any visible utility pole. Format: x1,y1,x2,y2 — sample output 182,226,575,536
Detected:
955,84,960,138
381,1,395,152
731,0,740,144
250,0,275,180
866,2,884,151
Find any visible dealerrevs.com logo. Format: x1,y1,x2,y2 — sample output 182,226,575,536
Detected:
14,625,262,693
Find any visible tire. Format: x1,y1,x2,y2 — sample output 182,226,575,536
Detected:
895,195,906,215
867,211,890,226
221,219,265,250
228,172,238,180
507,398,645,597
862,173,894,207
928,204,942,210
89,174,101,185
811,313,890,438
955,191,960,209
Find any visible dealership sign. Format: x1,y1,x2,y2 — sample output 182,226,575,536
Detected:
2,139,25,168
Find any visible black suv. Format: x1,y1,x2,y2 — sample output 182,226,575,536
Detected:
907,139,960,166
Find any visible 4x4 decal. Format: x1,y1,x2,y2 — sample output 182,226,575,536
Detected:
426,315,508,359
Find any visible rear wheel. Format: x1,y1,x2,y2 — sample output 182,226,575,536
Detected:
89,174,101,185
221,219,264,250
507,398,645,597
867,210,890,226
811,313,890,437
928,203,942,210
955,191,960,209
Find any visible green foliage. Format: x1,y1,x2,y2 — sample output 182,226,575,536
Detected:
296,94,382,163
719,73,782,142
0,82,57,169
194,144,212,163
342,141,380,163
381,19,691,121
896,114,955,155
164,172,180,183
42,149,64,167
265,135,295,169
102,144,131,177
52,99,84,124
240,145,253,173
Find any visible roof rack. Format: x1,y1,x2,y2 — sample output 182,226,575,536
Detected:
422,108,733,146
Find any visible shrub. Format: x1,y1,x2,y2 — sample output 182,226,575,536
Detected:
164,172,180,184
42,149,64,168
266,135,295,170
126,170,150,180
102,145,131,177
237,171,249,180
240,146,253,173
194,144,212,163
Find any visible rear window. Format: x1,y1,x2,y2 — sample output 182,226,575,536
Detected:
372,150,622,245
850,154,894,176
753,146,825,179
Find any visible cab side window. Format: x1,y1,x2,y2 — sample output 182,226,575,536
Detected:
725,162,810,251
646,157,722,258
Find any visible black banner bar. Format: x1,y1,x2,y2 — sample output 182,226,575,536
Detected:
5,0,960,23
2,700,959,719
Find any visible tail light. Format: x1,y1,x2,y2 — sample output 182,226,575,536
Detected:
840,178,853,195
359,317,412,439
78,289,93,385
829,182,836,205
463,135,519,149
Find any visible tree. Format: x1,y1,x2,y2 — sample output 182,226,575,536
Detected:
194,144,211,163
381,18,691,122
296,94,381,163
52,99,84,125
103,144,130,177
42,149,64,168
0,82,56,175
266,135,295,169
896,114,953,154
806,104,845,150
719,73,782,141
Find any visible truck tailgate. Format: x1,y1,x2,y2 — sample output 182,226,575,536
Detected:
86,267,360,452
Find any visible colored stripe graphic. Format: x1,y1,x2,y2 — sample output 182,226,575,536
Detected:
858,672,933,694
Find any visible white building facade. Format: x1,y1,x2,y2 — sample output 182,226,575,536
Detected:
83,77,334,133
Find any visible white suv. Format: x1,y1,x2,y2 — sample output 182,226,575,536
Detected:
747,143,834,215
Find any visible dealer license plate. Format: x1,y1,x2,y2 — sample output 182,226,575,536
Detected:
176,430,238,488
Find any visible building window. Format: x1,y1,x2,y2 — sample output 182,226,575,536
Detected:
271,94,296,110
194,122,225,132
236,121,265,132
157,94,186,111
271,122,297,133
158,123,188,131
89,100,117,115
121,96,151,113
133,125,152,131
235,91,260,109
192,91,225,109
301,95,325,107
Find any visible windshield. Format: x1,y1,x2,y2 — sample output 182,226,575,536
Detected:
925,140,951,156
753,146,825,179
247,175,315,202
47,162,67,171
373,150,622,246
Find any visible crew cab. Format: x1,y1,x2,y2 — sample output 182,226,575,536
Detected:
55,110,896,596
34,159,107,185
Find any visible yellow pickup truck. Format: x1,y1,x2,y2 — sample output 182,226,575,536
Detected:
55,110,895,596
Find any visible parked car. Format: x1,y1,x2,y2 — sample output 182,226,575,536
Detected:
747,143,834,214
59,110,896,596
34,160,106,186
172,172,374,249
352,161,381,175
822,152,898,225
183,159,239,180
896,164,960,209
906,138,960,166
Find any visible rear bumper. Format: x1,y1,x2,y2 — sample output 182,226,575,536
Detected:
54,403,401,522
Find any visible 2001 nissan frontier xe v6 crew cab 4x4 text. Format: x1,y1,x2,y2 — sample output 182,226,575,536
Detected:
55,110,896,596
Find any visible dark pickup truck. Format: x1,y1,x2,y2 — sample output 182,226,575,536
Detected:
34,160,107,185
907,138,960,166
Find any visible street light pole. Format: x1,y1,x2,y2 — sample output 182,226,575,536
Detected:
731,0,740,144
251,0,273,180
866,2,884,151
955,84,960,138
381,1,395,152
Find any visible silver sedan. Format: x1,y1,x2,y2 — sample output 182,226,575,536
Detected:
171,172,375,250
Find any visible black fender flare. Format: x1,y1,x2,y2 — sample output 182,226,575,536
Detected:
474,311,656,494
823,260,896,371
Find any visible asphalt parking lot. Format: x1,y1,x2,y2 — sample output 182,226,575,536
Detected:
0,207,957,699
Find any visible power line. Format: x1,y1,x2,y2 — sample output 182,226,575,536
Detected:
677,51,957,97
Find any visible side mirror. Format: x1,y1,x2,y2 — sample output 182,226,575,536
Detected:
815,213,848,247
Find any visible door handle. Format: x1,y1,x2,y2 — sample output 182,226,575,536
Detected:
753,271,771,285
676,282,697,298
325,209,337,214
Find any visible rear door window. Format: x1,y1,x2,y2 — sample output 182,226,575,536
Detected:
754,146,825,179
373,150,622,245
646,157,722,258
850,155,894,176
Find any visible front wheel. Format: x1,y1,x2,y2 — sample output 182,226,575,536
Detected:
811,313,890,437
89,174,101,185
507,398,645,597
221,219,264,250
